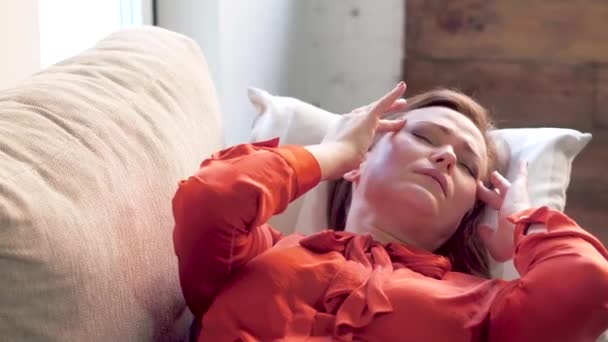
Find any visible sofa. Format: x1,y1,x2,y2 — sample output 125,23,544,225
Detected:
0,26,222,340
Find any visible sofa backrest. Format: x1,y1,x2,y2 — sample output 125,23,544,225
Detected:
0,26,223,340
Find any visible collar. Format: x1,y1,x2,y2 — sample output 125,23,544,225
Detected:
299,230,452,279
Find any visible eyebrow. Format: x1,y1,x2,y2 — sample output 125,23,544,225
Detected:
420,122,482,162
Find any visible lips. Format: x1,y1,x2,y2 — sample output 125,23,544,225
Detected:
416,168,448,196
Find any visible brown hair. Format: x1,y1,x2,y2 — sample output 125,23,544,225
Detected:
327,89,498,278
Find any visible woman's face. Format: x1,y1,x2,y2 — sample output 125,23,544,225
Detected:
349,106,488,251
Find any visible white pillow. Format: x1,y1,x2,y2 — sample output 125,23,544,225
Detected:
246,87,592,278
481,128,591,279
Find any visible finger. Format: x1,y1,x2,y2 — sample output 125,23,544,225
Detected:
490,171,511,195
477,223,495,247
376,118,406,133
477,180,503,210
353,95,395,115
350,100,377,114
351,104,371,114
381,109,407,122
356,84,407,116
383,99,408,116
369,82,407,119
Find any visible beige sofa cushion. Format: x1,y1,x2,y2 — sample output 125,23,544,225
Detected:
0,26,223,340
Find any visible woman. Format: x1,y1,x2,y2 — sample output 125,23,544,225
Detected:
172,83,608,341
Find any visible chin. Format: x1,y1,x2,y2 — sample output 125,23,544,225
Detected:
397,184,441,216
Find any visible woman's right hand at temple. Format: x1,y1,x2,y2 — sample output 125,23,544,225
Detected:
304,82,408,181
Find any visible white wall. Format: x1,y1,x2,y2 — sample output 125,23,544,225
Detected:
217,1,298,146
156,0,404,146
0,0,41,90
155,0,221,88
287,1,405,113
156,0,299,146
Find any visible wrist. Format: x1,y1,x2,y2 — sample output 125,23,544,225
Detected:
508,206,555,236
305,142,360,181
526,223,548,235
304,144,340,181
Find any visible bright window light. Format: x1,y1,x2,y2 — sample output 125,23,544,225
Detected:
38,0,148,68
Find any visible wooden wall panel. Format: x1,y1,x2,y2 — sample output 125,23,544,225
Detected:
567,131,608,241
407,0,608,63
405,0,608,239
405,58,595,129
597,67,608,128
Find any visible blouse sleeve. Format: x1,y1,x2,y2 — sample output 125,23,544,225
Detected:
171,138,321,318
488,207,608,342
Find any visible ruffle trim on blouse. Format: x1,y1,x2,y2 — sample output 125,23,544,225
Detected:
299,230,452,339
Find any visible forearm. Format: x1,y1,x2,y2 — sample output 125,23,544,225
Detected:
489,207,608,341
172,140,321,316
304,143,344,181
511,207,608,273
174,140,321,244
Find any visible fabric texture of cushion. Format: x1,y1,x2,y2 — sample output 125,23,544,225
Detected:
246,87,591,279
0,26,223,340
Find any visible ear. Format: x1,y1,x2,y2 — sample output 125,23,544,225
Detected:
247,87,272,115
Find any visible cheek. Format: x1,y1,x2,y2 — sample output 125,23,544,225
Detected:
454,177,478,208
386,133,422,163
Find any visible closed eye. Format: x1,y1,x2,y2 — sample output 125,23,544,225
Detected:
413,133,433,145
458,162,478,178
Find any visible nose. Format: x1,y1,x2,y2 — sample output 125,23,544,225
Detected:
431,146,456,173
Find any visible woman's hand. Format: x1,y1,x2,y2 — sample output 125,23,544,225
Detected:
305,82,408,181
476,161,531,262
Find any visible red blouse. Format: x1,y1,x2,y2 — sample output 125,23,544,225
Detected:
172,139,608,341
